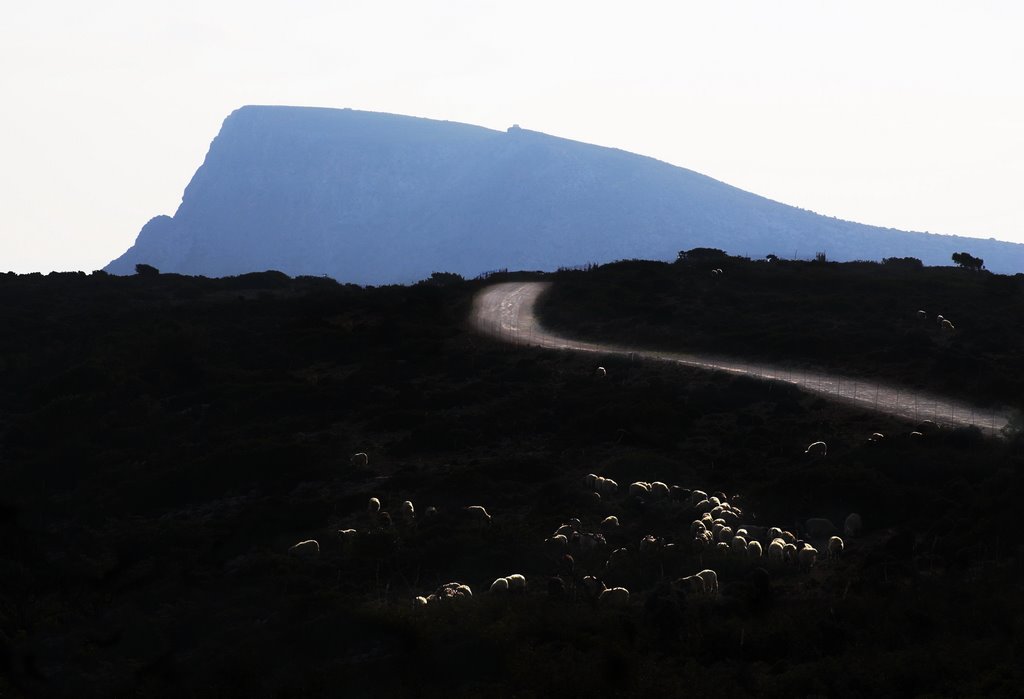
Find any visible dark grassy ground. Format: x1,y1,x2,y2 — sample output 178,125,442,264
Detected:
0,267,1022,698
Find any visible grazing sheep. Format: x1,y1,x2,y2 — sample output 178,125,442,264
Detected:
368,497,381,515
629,481,652,498
639,535,661,554
827,536,844,562
585,473,598,489
691,520,707,536
600,515,620,531
581,575,606,599
717,526,734,544
909,431,924,439
696,569,719,594
805,518,836,539
414,596,430,608
595,366,607,377
916,419,939,434
917,310,927,321
288,540,320,559
694,499,713,513
489,577,510,594
805,441,827,457
797,545,818,568
715,541,730,552
868,432,886,443
689,490,709,507
747,540,763,558
767,526,783,541
554,523,577,538
427,582,473,604
768,539,785,563
506,574,527,592
844,513,863,538
464,505,492,525
781,542,797,561
573,531,607,552
599,587,631,606
780,530,796,545
606,547,630,570
650,482,670,499
941,318,955,332
731,535,748,553
399,500,415,522
351,452,369,467
594,477,619,495
544,534,570,557
337,529,357,550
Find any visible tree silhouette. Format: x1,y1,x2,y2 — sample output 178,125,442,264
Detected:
951,252,984,271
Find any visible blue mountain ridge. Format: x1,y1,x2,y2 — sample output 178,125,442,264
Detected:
106,105,1024,282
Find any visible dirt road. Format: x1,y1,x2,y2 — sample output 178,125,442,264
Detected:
471,281,1010,435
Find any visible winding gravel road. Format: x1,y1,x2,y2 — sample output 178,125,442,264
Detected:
471,281,1010,435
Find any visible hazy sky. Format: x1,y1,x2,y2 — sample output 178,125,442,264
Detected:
2,1,1021,273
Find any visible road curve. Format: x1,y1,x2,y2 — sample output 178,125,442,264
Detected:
471,281,1010,435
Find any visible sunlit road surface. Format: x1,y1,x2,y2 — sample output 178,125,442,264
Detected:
471,281,1011,436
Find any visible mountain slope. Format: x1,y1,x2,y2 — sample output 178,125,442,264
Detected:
106,105,1024,282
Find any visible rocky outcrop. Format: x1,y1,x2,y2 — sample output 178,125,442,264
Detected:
106,105,1024,282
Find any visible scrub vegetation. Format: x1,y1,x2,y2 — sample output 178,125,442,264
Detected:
0,263,1021,697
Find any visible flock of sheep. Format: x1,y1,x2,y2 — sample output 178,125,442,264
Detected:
287,444,861,614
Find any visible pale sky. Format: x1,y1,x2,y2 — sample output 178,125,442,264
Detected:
2,1,1021,273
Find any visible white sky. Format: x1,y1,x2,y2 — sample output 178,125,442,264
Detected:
1,1,1021,273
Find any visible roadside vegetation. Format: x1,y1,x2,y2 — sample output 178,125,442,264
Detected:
0,265,1021,697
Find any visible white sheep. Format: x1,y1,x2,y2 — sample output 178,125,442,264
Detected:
399,500,415,522
689,490,708,507
768,539,785,563
606,547,630,569
715,541,730,552
805,518,836,539
941,318,955,332
797,544,818,568
730,535,748,553
783,543,798,563
629,481,652,498
595,476,619,495
650,482,670,499
691,520,707,536
600,515,620,531
573,531,606,552
694,499,713,514
696,569,719,594
805,441,827,457
639,535,660,554
506,574,527,592
464,505,492,525
414,595,430,608
350,452,369,467
780,530,796,545
599,587,630,606
827,536,844,562
767,526,783,541
868,432,885,443
747,540,763,558
337,529,357,550
489,577,510,593
917,309,927,320
716,526,733,544
368,497,381,515
844,513,863,538
288,539,320,559
544,534,570,557
584,473,598,489
595,366,608,377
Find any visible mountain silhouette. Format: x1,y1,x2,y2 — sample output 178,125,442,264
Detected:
106,105,1024,282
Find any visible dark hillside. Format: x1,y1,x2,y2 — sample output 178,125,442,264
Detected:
0,270,1021,697
538,255,1024,409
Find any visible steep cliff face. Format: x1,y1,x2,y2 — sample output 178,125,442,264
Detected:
106,106,1024,281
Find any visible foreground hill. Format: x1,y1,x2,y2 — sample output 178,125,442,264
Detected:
106,106,1024,283
1,268,1021,697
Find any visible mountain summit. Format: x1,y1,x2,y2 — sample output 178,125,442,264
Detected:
106,106,1024,282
